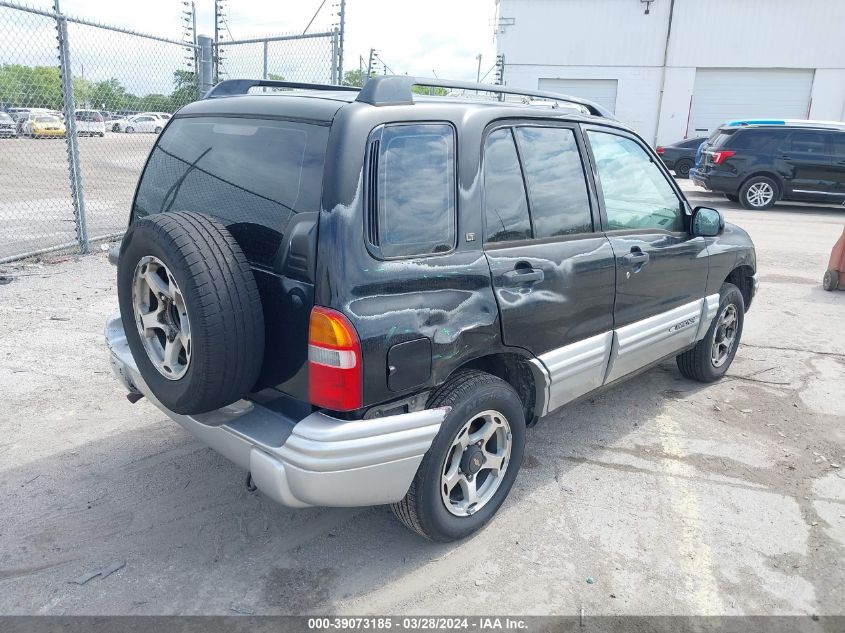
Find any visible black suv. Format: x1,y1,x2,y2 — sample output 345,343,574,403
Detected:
692,122,845,210
106,77,757,541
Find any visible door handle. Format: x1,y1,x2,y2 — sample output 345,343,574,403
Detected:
622,248,650,268
502,266,544,285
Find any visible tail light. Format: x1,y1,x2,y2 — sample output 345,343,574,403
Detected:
711,150,736,165
308,306,362,411
656,146,665,155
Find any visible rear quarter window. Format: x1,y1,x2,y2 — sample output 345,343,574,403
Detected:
133,116,329,266
367,123,456,259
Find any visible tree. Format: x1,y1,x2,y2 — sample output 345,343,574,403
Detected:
342,69,365,87
411,85,448,96
170,69,198,110
89,78,132,111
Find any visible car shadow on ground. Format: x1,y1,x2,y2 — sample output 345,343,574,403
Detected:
0,359,727,615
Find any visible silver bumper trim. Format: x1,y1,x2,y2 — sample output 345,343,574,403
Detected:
105,312,446,508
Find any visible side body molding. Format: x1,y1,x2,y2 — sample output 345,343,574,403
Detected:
529,332,613,417
529,294,721,416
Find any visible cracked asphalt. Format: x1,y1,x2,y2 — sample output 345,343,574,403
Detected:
0,181,843,616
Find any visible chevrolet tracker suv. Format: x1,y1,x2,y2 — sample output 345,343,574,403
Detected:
105,76,757,542
691,121,845,210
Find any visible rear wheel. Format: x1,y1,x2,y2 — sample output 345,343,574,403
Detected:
724,193,739,203
823,270,839,291
677,283,744,382
675,159,693,178
739,176,778,210
125,126,134,134
392,370,526,542
154,126,163,134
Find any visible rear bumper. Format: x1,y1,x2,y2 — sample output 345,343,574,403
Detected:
105,312,447,508
690,168,741,195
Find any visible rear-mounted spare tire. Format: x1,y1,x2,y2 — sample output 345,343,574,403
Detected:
117,211,265,415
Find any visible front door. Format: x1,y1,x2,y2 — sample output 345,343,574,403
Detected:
583,127,710,383
482,123,616,411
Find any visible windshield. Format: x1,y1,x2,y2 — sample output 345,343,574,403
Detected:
35,116,59,123
0,113,12,122
133,115,329,266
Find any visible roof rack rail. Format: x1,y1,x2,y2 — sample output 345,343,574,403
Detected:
203,79,359,99
355,75,614,118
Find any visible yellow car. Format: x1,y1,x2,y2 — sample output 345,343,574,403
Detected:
26,115,66,138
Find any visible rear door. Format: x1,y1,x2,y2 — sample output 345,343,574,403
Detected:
583,126,710,383
483,122,616,411
830,132,845,201
778,130,835,199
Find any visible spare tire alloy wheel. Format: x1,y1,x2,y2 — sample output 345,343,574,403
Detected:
132,256,191,380
441,410,512,516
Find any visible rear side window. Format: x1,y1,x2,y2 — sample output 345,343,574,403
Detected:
483,129,531,243
727,129,782,151
368,123,456,258
514,126,592,238
133,116,329,265
832,134,845,159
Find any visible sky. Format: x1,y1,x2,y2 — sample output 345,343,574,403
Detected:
31,0,500,83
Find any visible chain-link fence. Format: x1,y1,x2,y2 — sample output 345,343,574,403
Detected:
0,1,343,263
216,31,340,85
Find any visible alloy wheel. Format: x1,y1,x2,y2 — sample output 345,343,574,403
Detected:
746,182,774,208
711,304,738,368
440,409,512,517
131,256,191,380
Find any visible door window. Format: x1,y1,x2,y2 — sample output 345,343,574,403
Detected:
786,131,826,154
587,130,684,232
829,133,845,159
483,128,531,243
513,127,593,238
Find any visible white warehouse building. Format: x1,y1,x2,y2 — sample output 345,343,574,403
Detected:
493,0,845,144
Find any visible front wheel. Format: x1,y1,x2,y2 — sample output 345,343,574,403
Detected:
125,126,134,134
823,270,840,291
154,126,162,134
677,283,745,382
392,370,526,542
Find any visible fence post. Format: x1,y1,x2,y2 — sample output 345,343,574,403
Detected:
53,0,88,254
330,30,338,84
198,35,214,94
262,39,268,80
337,0,345,82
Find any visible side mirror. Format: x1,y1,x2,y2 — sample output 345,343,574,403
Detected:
692,206,724,237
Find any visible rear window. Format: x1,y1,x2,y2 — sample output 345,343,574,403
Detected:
133,116,329,265
709,130,735,148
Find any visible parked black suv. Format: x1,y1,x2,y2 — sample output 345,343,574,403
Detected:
692,122,845,210
106,77,757,541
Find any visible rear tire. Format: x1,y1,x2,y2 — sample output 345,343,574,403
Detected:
823,270,839,291
739,176,778,210
676,283,744,382
154,126,163,134
724,193,739,203
125,126,134,134
392,370,526,542
675,159,693,178
117,212,265,415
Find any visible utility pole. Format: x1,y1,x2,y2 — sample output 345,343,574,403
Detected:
366,48,375,84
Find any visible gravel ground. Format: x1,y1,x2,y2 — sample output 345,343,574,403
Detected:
0,183,843,616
